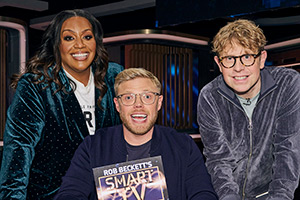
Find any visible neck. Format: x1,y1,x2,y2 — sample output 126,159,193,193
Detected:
63,67,91,86
236,77,261,99
123,125,153,146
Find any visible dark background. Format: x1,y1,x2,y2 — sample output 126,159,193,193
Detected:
1,0,300,55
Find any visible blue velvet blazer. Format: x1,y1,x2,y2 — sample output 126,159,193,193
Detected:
0,62,123,200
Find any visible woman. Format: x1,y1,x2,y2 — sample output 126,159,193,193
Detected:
0,9,123,200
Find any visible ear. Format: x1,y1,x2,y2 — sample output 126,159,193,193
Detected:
259,50,267,69
113,97,120,113
214,56,223,73
157,95,163,111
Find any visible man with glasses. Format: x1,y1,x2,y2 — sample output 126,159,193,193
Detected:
54,68,218,200
197,19,300,200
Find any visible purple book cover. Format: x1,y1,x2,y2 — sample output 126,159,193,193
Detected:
93,156,169,200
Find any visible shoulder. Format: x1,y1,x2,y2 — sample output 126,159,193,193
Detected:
107,62,124,77
92,125,122,140
19,72,38,81
265,66,299,81
198,75,224,109
16,73,43,91
18,65,59,86
155,125,194,144
105,62,124,86
80,125,122,151
261,67,300,111
199,74,223,97
264,66,300,92
155,126,201,159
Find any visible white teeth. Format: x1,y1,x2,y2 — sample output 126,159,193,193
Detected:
132,114,147,118
133,118,146,122
72,53,88,57
131,114,147,122
234,76,247,80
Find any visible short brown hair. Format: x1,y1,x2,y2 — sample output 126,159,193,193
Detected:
114,68,161,95
212,19,267,56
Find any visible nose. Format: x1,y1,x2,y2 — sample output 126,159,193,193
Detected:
74,38,85,48
232,58,245,72
133,94,143,108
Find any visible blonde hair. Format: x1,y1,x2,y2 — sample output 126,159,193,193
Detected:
212,19,267,56
114,68,161,95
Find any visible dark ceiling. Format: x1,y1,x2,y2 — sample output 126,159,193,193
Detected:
1,0,300,53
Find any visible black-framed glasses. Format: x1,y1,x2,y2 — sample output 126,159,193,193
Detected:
218,51,261,68
116,92,160,106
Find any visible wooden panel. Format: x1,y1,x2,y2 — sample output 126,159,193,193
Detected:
267,49,300,73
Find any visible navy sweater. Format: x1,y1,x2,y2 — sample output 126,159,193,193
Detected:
54,124,218,200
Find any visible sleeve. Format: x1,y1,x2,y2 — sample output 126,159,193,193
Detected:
54,137,95,200
0,75,46,200
267,72,300,200
185,135,219,200
197,88,240,200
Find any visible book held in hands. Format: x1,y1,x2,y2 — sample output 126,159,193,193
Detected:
93,156,169,200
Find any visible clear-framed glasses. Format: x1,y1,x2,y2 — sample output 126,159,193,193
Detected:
116,92,160,106
218,51,261,68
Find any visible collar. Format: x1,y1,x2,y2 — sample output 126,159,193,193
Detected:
217,67,277,104
47,64,97,93
46,64,72,93
64,68,94,94
115,125,161,157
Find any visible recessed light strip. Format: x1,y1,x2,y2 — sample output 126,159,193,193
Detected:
265,38,300,50
103,33,208,46
275,62,300,68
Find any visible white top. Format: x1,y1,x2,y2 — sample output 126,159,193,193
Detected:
64,69,96,135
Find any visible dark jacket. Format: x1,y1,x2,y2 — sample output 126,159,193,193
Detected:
0,63,123,200
54,124,218,200
197,66,300,200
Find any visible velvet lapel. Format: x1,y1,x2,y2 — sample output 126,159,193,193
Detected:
57,67,89,139
95,88,106,129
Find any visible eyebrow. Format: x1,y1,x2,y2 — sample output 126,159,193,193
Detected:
121,90,157,94
61,28,92,34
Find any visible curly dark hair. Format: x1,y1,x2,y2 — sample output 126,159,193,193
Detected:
11,9,109,108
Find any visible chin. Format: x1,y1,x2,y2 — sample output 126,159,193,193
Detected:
126,124,152,136
133,131,148,136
